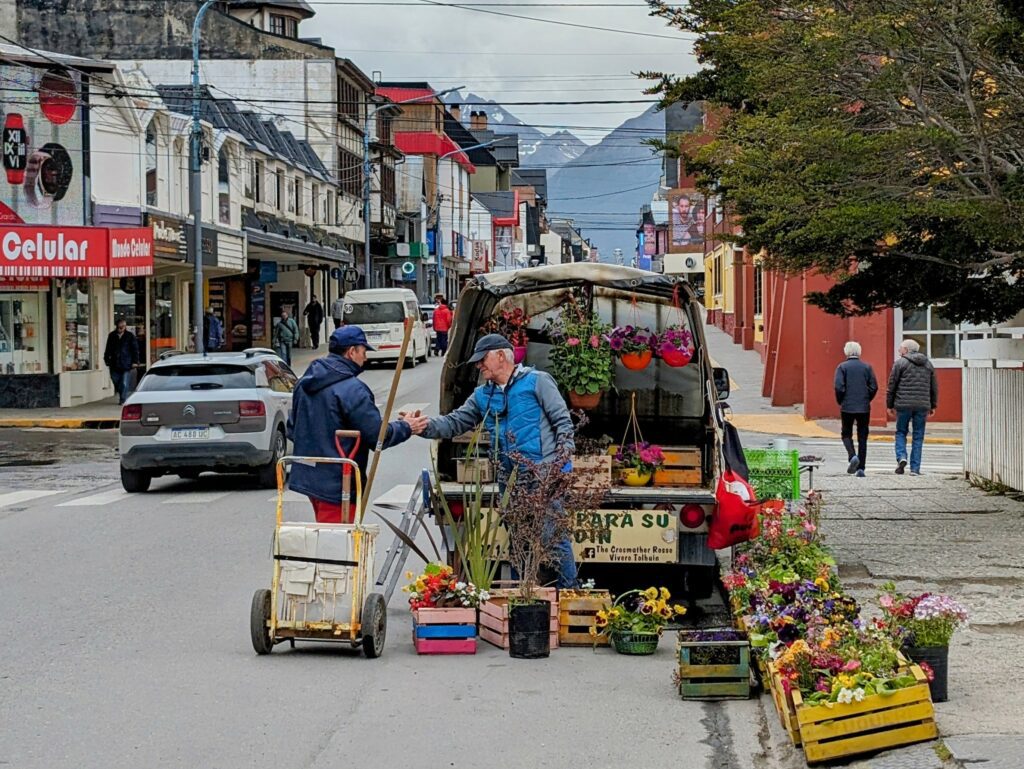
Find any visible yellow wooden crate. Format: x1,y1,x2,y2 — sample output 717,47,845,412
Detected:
766,660,801,747
557,590,611,646
793,665,937,764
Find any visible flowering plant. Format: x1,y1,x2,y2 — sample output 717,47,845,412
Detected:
656,325,694,356
876,583,968,647
482,307,531,347
614,441,665,474
604,325,655,355
545,302,614,395
403,563,490,609
592,587,687,638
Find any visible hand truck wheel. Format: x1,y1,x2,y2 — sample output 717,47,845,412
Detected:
250,588,275,655
361,592,387,659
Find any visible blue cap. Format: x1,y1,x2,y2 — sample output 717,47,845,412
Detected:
330,325,375,353
467,333,513,364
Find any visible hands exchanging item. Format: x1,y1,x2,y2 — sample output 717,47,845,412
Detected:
399,409,430,435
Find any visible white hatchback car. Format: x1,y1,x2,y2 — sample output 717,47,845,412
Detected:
118,349,295,492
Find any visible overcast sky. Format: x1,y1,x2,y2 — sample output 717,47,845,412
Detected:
309,1,699,143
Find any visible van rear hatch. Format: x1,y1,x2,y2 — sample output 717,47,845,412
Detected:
343,301,406,348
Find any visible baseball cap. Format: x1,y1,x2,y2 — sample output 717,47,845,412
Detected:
467,333,513,364
330,325,375,353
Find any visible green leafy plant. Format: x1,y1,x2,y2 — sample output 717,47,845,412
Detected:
545,302,613,395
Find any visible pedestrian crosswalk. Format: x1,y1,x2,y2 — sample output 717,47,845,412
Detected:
0,489,62,507
793,439,964,476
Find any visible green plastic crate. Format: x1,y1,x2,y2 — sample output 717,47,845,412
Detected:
743,448,800,500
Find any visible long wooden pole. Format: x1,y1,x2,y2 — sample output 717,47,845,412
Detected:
360,317,414,518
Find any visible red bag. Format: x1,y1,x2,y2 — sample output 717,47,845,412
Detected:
708,470,761,549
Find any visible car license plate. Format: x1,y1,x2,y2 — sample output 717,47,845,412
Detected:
171,427,210,441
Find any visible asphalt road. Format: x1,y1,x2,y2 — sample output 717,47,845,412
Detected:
0,358,778,769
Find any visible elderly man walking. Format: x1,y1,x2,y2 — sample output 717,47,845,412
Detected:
834,341,878,477
404,333,578,587
886,339,938,476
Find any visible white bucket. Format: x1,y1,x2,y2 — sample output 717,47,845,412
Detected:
772,438,789,452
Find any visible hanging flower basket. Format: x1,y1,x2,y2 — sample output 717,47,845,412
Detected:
621,349,653,370
568,390,602,410
660,348,693,368
657,325,694,368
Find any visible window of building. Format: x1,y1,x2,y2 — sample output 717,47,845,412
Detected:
275,169,285,211
62,279,92,371
145,123,158,207
899,306,994,361
312,184,320,223
338,78,360,122
286,17,298,38
380,164,395,207
713,253,723,296
217,149,230,224
753,261,763,316
379,114,393,146
287,177,296,214
326,190,335,225
270,13,286,35
244,153,254,199
338,147,362,198
149,278,176,364
254,159,264,203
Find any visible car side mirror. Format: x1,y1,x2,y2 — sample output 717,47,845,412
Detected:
712,367,730,400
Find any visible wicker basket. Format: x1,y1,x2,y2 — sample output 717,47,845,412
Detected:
611,631,660,655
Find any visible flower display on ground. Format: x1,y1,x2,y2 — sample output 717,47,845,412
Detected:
876,583,969,647
403,563,490,609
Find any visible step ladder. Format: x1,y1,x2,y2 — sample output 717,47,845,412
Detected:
373,469,435,604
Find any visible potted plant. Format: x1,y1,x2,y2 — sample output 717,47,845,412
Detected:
876,583,968,702
482,306,531,363
605,325,656,370
656,325,694,368
613,442,665,486
593,587,687,655
404,563,489,654
545,304,613,409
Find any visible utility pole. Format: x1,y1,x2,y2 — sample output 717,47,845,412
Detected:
190,0,222,356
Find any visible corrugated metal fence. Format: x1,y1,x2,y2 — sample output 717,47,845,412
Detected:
963,368,1024,491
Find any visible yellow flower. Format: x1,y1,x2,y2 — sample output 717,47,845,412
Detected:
673,604,688,616
643,587,658,601
659,606,673,619
814,577,830,591
405,571,414,580
589,626,598,637
660,587,671,601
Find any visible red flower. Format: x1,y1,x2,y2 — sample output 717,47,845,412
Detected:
919,661,935,682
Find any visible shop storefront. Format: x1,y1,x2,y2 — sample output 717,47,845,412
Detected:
0,225,154,407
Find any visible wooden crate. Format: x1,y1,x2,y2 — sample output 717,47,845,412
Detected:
676,630,751,700
572,455,612,488
412,607,478,655
653,446,702,487
479,586,558,650
456,458,493,484
793,665,937,764
766,660,801,746
557,589,611,646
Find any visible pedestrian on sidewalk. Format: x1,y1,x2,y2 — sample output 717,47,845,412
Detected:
303,294,325,350
834,341,878,477
103,318,139,405
273,309,300,366
432,295,453,357
203,307,224,351
886,338,938,476
287,326,415,523
330,295,346,330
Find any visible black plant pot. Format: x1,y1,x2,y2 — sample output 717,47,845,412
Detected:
508,600,551,659
902,644,949,702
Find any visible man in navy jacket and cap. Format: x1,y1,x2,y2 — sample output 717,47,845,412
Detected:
288,325,414,523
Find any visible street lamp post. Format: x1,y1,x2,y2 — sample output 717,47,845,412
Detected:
434,140,497,298
190,0,222,356
362,86,461,290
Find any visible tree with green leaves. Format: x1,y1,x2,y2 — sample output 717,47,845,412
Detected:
643,0,1024,324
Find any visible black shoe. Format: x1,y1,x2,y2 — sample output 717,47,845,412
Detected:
847,456,860,474
856,469,865,477
896,459,907,475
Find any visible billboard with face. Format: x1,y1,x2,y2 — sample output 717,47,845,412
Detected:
1,65,86,226
669,189,705,253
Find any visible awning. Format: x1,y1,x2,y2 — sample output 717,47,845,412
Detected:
0,225,154,277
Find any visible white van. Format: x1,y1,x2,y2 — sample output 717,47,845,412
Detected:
342,288,430,366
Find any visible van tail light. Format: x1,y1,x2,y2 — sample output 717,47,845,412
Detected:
239,400,266,417
680,504,707,529
121,404,142,422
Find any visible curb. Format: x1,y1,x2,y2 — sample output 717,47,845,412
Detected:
0,418,120,430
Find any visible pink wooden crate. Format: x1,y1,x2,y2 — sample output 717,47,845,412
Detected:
478,625,559,651
413,607,477,625
413,637,477,654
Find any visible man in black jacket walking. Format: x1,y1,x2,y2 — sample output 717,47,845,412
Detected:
834,341,878,477
303,295,325,350
887,339,938,476
103,318,140,405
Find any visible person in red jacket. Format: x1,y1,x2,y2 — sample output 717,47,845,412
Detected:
432,295,453,356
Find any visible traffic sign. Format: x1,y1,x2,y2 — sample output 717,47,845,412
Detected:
330,267,342,280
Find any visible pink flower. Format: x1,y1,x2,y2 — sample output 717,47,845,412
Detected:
879,594,894,609
589,335,600,348
842,659,861,672
803,521,817,533
567,337,580,347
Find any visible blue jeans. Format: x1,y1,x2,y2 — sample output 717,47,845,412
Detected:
277,343,292,365
435,330,449,356
110,369,131,404
895,409,928,473
500,480,578,589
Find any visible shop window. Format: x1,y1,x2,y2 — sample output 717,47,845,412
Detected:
899,306,993,361
218,149,231,225
62,279,93,372
145,123,158,207
0,291,47,374
114,279,147,364
149,278,177,364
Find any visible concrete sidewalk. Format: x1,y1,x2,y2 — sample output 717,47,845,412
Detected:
704,322,962,445
0,345,326,429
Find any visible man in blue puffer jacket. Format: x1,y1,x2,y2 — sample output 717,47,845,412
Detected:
405,333,578,587
288,326,413,523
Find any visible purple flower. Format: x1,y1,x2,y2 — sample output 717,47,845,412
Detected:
607,336,624,351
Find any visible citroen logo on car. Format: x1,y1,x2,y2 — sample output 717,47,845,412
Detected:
183,404,197,417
